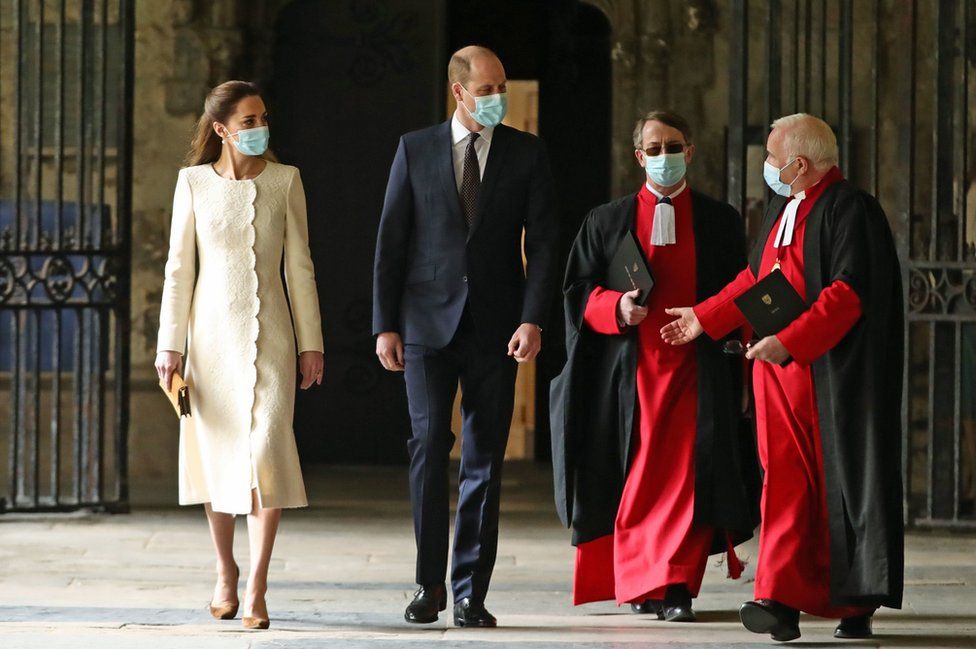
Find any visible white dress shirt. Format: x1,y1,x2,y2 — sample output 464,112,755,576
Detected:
451,112,493,192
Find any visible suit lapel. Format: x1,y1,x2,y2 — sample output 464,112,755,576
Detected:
468,124,512,241
435,120,465,228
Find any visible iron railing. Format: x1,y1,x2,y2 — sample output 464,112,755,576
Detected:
727,0,976,529
0,0,133,513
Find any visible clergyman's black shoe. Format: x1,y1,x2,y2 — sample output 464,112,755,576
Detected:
404,583,447,624
630,599,664,619
739,599,801,642
662,584,696,623
453,597,497,628
834,612,874,639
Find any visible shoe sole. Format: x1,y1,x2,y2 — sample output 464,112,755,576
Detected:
404,599,447,624
740,603,778,634
739,604,800,642
404,613,438,624
453,618,496,628
630,609,665,620
834,630,872,639
665,610,697,623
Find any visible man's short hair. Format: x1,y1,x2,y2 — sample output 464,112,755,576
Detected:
448,45,499,87
632,110,693,149
770,113,839,169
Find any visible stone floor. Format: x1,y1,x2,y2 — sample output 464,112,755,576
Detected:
0,463,974,648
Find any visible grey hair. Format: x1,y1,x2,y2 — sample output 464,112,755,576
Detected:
770,113,839,169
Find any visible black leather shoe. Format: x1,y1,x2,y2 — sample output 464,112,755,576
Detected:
662,584,696,622
663,604,697,622
834,613,873,639
453,597,497,628
404,583,447,624
630,599,664,619
739,599,801,642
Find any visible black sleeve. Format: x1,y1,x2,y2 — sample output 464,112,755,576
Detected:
521,138,558,328
563,208,609,333
826,191,875,305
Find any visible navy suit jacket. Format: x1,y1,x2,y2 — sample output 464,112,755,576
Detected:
372,120,557,351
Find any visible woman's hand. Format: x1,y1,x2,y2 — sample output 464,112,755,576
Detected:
299,350,325,389
155,351,183,391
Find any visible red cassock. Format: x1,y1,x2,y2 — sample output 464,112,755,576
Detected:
694,167,872,618
573,183,715,606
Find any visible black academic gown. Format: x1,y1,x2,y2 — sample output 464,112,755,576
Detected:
550,190,761,552
752,181,904,609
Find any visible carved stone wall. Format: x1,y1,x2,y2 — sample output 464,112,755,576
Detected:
583,0,727,199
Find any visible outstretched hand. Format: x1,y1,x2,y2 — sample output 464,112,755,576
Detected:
660,307,703,345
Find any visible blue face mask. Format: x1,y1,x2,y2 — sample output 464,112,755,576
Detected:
461,86,507,128
644,152,687,187
763,158,799,197
227,125,270,156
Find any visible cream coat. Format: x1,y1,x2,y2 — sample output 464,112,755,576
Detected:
157,162,323,514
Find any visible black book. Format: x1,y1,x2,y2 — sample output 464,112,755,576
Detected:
607,231,654,306
733,269,807,337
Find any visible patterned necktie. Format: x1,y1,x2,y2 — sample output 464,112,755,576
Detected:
460,132,481,227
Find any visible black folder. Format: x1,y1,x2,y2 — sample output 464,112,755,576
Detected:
733,269,807,337
607,231,654,306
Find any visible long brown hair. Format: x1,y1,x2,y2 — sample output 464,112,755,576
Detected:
184,80,277,167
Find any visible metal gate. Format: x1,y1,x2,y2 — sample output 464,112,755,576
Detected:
0,0,133,513
727,0,976,529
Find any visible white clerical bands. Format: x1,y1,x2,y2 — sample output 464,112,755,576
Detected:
647,181,686,246
651,200,676,246
773,191,807,248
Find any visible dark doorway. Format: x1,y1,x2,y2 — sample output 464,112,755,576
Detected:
447,0,612,462
270,0,610,465
269,0,445,464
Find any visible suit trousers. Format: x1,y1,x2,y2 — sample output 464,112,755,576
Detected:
402,308,517,602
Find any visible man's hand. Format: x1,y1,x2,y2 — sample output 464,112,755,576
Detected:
508,323,542,363
376,332,405,371
745,335,790,364
617,289,648,327
660,307,703,345
299,351,325,389
154,351,183,391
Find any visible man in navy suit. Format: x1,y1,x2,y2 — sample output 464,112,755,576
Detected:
372,45,557,627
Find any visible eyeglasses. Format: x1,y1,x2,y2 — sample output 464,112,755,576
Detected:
722,339,761,355
640,142,687,157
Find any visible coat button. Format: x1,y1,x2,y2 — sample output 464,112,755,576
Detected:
462,275,468,282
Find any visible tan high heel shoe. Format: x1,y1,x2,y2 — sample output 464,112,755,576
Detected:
242,590,270,630
208,564,240,620
242,615,270,630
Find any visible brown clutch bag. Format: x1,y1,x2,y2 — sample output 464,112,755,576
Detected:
160,372,192,418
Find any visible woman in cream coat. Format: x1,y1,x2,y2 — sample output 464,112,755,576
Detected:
155,80,324,630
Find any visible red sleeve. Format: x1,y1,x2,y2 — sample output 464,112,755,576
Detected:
692,266,756,340
776,279,862,365
584,287,627,335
